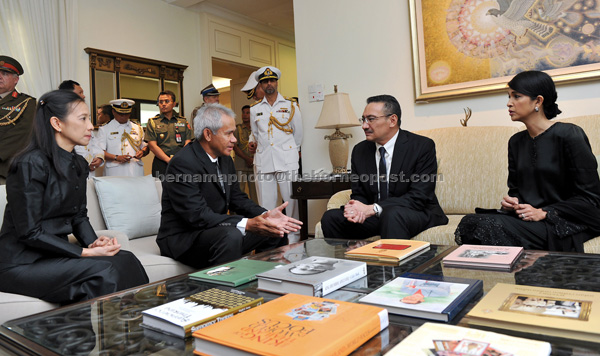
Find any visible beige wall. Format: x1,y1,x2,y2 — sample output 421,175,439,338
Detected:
294,0,600,233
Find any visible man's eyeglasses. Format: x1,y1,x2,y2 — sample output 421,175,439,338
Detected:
358,114,392,124
158,100,173,104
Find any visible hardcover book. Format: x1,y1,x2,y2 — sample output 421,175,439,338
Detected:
467,283,600,343
256,256,367,297
193,293,389,356
442,245,523,270
189,259,282,286
344,239,430,264
141,287,263,338
386,322,551,356
358,273,483,322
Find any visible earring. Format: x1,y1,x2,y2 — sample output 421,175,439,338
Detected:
534,107,539,112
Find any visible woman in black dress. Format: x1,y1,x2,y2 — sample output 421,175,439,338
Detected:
455,71,600,252
0,90,148,303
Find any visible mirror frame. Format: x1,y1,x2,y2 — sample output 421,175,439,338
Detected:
84,48,187,126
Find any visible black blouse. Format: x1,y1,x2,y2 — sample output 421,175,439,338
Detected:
0,148,96,269
507,122,600,232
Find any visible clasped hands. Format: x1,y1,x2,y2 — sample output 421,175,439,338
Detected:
501,196,547,222
246,201,302,238
82,236,121,257
343,200,375,224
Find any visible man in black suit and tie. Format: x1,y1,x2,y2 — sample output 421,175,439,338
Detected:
156,104,302,269
321,95,447,239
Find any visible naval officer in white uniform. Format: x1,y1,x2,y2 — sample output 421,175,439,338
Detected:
250,66,303,243
96,99,148,176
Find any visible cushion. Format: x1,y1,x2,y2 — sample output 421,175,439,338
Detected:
93,176,161,239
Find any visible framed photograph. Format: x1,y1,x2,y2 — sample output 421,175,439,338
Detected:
500,293,591,321
409,0,600,102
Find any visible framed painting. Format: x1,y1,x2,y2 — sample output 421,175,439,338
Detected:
409,0,600,101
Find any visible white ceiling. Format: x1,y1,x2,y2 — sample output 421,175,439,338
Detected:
163,0,295,38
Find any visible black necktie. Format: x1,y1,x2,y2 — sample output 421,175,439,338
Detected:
215,161,225,194
379,146,388,201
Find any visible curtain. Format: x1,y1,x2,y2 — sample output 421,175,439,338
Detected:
0,0,78,99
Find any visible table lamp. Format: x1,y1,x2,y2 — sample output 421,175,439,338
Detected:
314,85,360,174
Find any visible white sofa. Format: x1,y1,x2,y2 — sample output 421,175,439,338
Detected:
315,115,600,254
0,177,194,324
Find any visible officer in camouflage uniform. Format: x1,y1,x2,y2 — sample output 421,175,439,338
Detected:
145,90,192,177
0,56,35,184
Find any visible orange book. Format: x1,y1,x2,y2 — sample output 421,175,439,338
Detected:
192,293,389,356
344,239,430,263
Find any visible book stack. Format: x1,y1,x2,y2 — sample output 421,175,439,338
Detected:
141,287,263,338
189,259,282,286
467,283,600,343
387,322,551,355
256,256,367,297
193,293,389,356
358,273,483,322
344,239,430,264
442,244,523,271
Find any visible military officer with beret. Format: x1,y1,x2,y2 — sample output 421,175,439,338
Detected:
190,83,221,124
250,66,303,243
96,99,149,176
145,90,192,177
0,55,35,184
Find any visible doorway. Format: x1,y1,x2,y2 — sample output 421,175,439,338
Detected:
211,58,257,123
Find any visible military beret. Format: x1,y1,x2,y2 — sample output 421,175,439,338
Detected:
109,99,135,113
255,66,281,82
0,55,24,76
201,83,220,97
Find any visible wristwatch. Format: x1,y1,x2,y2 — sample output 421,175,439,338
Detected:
373,204,382,217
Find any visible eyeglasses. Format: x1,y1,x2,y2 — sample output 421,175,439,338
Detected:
158,99,172,104
358,114,391,124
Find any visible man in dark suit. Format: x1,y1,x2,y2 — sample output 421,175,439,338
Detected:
156,104,302,269
321,95,447,239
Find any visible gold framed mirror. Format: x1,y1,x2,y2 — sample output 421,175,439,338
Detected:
85,48,187,126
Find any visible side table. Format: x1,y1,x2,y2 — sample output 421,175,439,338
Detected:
291,175,352,240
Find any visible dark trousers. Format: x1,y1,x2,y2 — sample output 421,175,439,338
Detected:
0,250,148,304
152,157,169,178
321,205,431,239
177,226,287,269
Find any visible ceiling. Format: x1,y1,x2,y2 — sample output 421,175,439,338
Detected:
163,0,295,38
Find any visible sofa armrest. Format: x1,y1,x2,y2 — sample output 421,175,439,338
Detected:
67,230,131,251
327,189,352,210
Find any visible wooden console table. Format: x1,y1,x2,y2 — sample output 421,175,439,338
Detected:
291,175,352,240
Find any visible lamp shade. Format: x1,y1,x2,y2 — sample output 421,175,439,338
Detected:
315,91,360,129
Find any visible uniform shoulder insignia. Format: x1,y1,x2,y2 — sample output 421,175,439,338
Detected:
98,121,108,127
250,100,261,107
285,96,299,107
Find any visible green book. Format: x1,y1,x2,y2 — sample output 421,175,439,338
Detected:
189,259,282,286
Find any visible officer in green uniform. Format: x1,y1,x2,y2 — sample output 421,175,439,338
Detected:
0,56,35,184
145,90,192,177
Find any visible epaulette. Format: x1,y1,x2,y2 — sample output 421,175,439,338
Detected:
97,121,108,127
285,96,299,107
250,100,261,107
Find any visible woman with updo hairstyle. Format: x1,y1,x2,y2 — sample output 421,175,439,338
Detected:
0,90,148,304
455,70,600,252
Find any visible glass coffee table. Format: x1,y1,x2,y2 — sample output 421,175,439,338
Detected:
1,239,599,355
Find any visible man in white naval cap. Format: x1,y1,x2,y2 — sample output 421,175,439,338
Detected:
96,99,149,176
241,70,265,103
249,66,303,243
